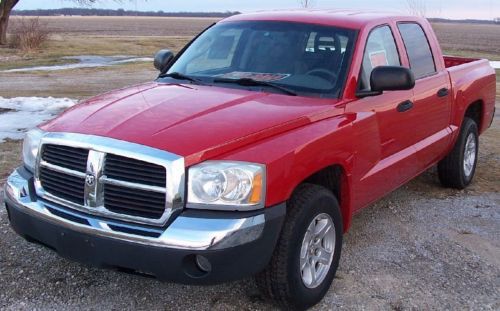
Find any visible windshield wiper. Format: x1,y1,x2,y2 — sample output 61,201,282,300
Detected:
159,72,204,84
213,77,297,96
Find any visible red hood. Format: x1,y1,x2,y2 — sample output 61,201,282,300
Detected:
41,82,345,165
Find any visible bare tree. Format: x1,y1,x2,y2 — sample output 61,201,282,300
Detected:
299,0,315,8
405,0,427,17
0,0,20,45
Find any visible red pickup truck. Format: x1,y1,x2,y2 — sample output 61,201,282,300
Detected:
4,10,496,309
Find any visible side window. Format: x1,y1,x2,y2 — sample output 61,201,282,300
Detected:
359,26,401,91
398,23,436,79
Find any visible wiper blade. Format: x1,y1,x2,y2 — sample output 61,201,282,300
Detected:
213,77,297,96
159,72,204,84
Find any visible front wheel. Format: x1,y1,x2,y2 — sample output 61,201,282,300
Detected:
438,117,479,189
255,184,342,310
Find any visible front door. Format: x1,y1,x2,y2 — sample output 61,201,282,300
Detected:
346,25,420,210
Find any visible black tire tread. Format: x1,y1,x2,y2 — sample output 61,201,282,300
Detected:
438,117,478,189
255,183,339,310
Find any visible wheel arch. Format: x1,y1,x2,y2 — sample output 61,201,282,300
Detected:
464,100,484,132
292,164,353,233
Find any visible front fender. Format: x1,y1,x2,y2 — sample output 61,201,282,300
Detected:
220,115,356,231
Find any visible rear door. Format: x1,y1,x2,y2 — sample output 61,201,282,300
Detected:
397,22,453,168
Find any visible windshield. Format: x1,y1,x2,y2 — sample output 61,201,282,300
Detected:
163,21,357,98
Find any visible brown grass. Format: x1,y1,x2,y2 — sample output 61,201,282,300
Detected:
0,140,22,185
9,16,219,37
431,22,500,60
0,35,190,71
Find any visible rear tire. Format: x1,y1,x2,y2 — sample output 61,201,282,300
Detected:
255,184,342,310
438,117,479,189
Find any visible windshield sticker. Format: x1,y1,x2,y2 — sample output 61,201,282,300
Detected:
217,71,290,82
369,50,389,67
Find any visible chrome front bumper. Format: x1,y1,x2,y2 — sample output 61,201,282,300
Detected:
4,168,269,251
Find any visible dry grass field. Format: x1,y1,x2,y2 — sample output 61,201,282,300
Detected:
432,22,500,60
30,16,220,36
0,16,499,310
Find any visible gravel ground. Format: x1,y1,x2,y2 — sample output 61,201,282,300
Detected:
1,122,499,310
0,171,498,310
0,93,499,310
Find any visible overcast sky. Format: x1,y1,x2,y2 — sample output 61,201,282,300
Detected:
14,0,500,20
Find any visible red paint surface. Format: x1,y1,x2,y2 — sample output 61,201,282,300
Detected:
40,11,496,232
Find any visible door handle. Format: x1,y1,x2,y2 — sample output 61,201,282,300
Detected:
397,100,414,112
437,88,449,97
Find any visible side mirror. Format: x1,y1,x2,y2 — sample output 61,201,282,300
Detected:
154,49,174,72
371,66,415,92
356,66,415,98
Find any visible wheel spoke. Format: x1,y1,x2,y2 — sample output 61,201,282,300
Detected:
315,249,332,265
301,261,312,285
315,220,332,240
309,261,317,285
300,257,308,270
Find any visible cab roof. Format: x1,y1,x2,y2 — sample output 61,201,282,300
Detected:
221,9,422,30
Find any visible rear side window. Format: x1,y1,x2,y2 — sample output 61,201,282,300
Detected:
359,25,401,91
398,23,436,79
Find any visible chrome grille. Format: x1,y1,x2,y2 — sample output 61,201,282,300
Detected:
104,183,166,219
105,154,166,187
39,166,85,205
36,141,172,225
42,144,88,172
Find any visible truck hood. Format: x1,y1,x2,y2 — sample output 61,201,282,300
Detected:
42,82,344,165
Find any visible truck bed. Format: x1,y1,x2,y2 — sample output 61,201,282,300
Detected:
443,55,481,68
444,55,496,134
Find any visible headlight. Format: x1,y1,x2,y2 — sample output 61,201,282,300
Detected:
187,161,265,211
22,128,45,172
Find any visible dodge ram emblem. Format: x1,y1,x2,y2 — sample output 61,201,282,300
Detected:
85,174,96,186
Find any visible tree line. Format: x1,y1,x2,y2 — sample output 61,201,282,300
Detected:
12,8,240,18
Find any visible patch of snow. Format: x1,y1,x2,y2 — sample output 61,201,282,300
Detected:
112,57,155,64
490,61,500,69
3,55,154,73
0,97,77,142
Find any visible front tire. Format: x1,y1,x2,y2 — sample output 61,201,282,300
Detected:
255,184,342,310
438,117,479,189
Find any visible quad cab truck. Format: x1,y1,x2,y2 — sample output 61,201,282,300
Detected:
4,10,496,309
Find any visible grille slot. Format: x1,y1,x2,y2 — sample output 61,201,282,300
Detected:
42,145,88,172
104,183,165,219
105,154,166,187
39,167,85,205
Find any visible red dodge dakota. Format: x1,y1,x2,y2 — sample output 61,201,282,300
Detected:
4,10,496,309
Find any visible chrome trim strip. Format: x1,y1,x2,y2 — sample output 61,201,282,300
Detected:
39,160,86,178
5,169,265,250
100,176,167,194
85,150,105,208
34,132,185,227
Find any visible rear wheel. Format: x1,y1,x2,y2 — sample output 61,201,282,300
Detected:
255,184,342,310
438,117,479,189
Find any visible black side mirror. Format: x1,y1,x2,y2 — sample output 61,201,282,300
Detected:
371,66,415,92
356,66,415,98
154,49,174,72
